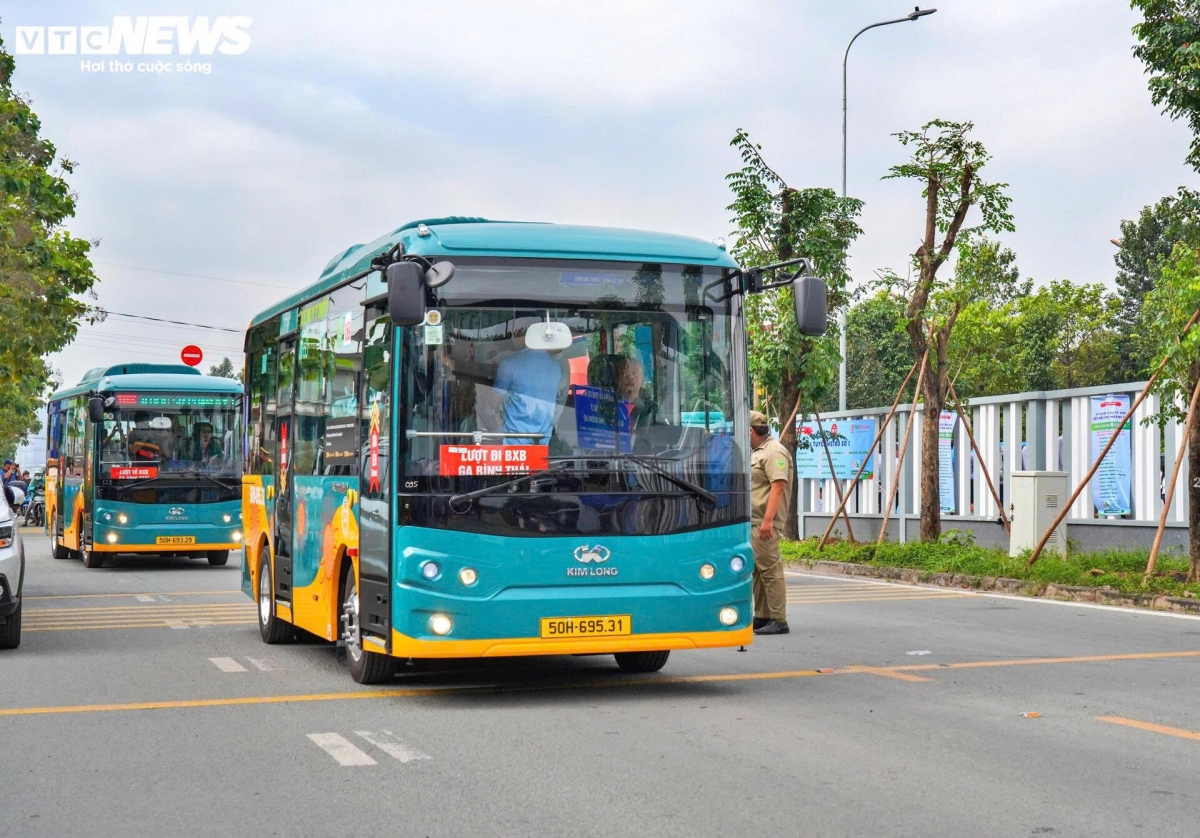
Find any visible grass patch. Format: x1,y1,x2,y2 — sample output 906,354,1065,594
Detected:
781,537,1200,598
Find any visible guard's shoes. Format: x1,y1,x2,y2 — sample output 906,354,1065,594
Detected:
752,617,769,630
754,620,790,635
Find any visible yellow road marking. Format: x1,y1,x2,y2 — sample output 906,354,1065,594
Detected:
1096,716,1200,742
0,669,828,716
27,604,254,616
889,649,1200,673
25,591,243,601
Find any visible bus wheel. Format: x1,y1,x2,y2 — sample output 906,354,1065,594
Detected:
257,556,292,644
80,541,105,569
50,518,71,560
340,568,392,685
614,651,670,673
207,550,230,566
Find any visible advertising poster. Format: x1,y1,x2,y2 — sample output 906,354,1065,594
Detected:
939,411,956,514
795,418,876,480
1090,394,1132,516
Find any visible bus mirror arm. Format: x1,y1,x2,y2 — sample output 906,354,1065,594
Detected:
739,257,828,338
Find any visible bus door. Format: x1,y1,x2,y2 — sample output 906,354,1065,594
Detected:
356,308,392,644
82,415,96,546
274,338,296,602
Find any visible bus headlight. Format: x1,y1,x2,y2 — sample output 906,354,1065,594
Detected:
106,532,118,544
421,561,440,580
429,614,452,636
232,531,243,542
730,556,745,573
459,568,477,586
719,607,738,626
223,514,232,523
699,563,715,580
103,513,112,522
118,514,128,525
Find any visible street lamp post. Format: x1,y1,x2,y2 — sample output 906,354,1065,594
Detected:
838,6,936,411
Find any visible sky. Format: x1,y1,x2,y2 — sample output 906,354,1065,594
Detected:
5,0,1198,392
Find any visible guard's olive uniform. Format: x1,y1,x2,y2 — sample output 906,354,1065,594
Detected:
751,435,792,622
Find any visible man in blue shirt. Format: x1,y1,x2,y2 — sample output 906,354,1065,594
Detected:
494,322,564,444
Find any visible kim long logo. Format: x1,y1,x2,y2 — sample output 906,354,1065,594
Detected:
573,544,610,564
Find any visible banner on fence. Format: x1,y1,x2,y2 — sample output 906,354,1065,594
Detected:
1090,394,1132,516
795,418,876,479
939,411,956,513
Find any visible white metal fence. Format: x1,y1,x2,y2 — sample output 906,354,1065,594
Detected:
796,382,1188,541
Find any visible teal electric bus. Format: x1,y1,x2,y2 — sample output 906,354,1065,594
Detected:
46,364,244,569
241,218,825,683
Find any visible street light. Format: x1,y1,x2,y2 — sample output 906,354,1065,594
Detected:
838,6,937,411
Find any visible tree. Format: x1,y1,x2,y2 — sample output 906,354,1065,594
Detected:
0,36,98,457
726,129,863,537
208,357,239,380
1132,1,1200,171
1140,243,1200,579
884,120,1014,541
844,291,912,410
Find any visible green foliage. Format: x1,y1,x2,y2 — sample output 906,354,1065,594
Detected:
1140,243,1200,423
0,36,98,454
781,538,1200,596
726,129,863,415
844,290,912,409
207,357,241,382
1113,187,1200,379
1131,1,1200,172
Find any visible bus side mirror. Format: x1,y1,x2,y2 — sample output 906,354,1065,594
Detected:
793,275,828,337
387,262,426,327
87,397,106,423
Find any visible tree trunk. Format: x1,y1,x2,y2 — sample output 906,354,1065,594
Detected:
778,372,802,540
918,355,944,542
1190,371,1200,582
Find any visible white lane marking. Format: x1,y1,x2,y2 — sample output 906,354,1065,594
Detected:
166,620,189,629
246,657,280,671
906,650,932,656
307,733,377,766
355,730,430,763
135,595,155,603
209,657,248,672
788,569,1200,621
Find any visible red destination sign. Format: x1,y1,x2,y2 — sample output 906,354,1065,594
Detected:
439,445,549,477
110,466,158,480
181,345,203,366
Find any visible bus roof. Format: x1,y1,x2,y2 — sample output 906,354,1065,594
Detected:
50,363,241,401
249,218,739,328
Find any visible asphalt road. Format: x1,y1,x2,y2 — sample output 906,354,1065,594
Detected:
5,529,1200,837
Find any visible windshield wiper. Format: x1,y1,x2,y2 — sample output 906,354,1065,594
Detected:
601,454,718,512
178,472,236,491
447,463,575,514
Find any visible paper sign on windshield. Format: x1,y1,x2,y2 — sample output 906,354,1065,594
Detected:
110,466,157,480
439,445,549,477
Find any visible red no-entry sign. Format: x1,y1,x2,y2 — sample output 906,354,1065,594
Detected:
181,345,203,367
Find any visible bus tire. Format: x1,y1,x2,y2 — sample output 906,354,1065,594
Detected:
50,518,71,560
0,600,20,650
614,650,670,673
341,566,392,685
207,550,230,566
80,541,104,569
257,556,293,644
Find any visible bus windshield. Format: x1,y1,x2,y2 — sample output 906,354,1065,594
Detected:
402,261,748,492
100,397,242,478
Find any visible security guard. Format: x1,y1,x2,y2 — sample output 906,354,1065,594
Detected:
749,410,791,635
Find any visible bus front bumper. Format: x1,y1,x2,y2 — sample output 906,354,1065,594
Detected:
382,625,753,659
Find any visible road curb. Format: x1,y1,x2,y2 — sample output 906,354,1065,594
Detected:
796,560,1200,615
